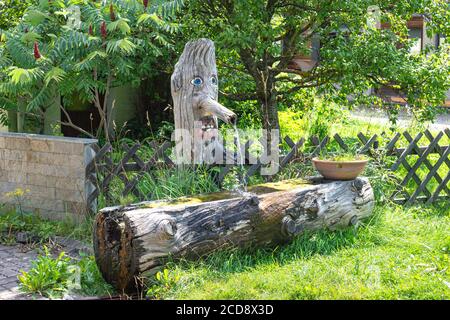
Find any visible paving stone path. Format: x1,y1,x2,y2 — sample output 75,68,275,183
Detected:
0,239,93,300
0,244,39,300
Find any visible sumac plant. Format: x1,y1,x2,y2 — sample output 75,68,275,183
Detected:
0,0,184,139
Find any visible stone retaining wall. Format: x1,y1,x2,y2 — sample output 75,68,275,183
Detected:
0,132,97,221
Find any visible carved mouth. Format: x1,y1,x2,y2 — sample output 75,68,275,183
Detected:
200,116,217,132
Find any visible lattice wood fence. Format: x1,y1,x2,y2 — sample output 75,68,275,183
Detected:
86,128,450,208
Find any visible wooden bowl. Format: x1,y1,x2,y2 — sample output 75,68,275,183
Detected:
312,157,369,180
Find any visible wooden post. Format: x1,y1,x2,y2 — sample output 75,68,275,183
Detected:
171,39,236,164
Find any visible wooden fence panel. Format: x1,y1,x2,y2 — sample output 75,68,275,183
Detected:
86,129,450,209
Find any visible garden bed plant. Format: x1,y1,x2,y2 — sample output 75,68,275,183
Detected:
18,247,114,299
0,207,93,247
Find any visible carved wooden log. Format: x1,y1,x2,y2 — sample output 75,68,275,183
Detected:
171,38,236,164
94,177,374,292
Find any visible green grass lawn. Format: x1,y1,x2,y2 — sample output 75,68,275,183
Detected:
151,203,449,300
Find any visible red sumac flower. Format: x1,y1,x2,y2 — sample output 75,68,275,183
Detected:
88,25,93,36
143,0,149,9
100,21,107,39
110,4,116,21
33,41,41,59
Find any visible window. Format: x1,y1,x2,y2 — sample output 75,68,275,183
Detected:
436,34,446,48
408,27,423,54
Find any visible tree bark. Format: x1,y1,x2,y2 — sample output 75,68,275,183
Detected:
258,88,280,133
256,76,280,152
93,177,374,292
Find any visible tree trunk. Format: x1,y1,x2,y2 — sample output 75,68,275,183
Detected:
43,87,61,135
17,97,26,132
256,77,280,156
93,177,374,293
239,47,280,134
258,83,279,134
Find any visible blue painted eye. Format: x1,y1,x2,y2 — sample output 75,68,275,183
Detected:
191,77,203,86
211,76,218,85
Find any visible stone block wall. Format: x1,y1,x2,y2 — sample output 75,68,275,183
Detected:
0,132,97,221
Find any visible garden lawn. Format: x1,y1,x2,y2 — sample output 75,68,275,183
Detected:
156,203,450,300
278,108,449,143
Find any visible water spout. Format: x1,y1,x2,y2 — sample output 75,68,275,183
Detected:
232,124,248,195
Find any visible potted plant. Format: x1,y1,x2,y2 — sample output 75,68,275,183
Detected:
312,148,369,180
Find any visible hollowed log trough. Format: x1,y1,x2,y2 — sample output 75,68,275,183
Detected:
94,177,375,292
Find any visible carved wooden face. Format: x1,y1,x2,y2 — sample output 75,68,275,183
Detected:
171,39,236,164
190,72,219,131
171,39,236,135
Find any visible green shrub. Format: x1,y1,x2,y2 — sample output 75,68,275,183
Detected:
18,247,114,299
18,247,72,299
0,210,94,244
0,0,32,30
76,254,114,297
306,100,349,141
146,268,181,300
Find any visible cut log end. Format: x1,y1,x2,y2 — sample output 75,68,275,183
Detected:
93,211,137,292
94,177,375,293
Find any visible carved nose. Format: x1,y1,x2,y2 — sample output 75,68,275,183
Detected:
199,97,237,125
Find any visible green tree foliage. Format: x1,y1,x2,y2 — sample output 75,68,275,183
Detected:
0,0,184,135
181,0,450,130
0,0,34,30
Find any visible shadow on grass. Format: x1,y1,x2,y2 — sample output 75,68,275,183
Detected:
402,201,449,218
167,209,385,276
166,200,447,276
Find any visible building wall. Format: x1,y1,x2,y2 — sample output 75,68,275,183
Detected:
0,132,97,221
107,84,139,135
